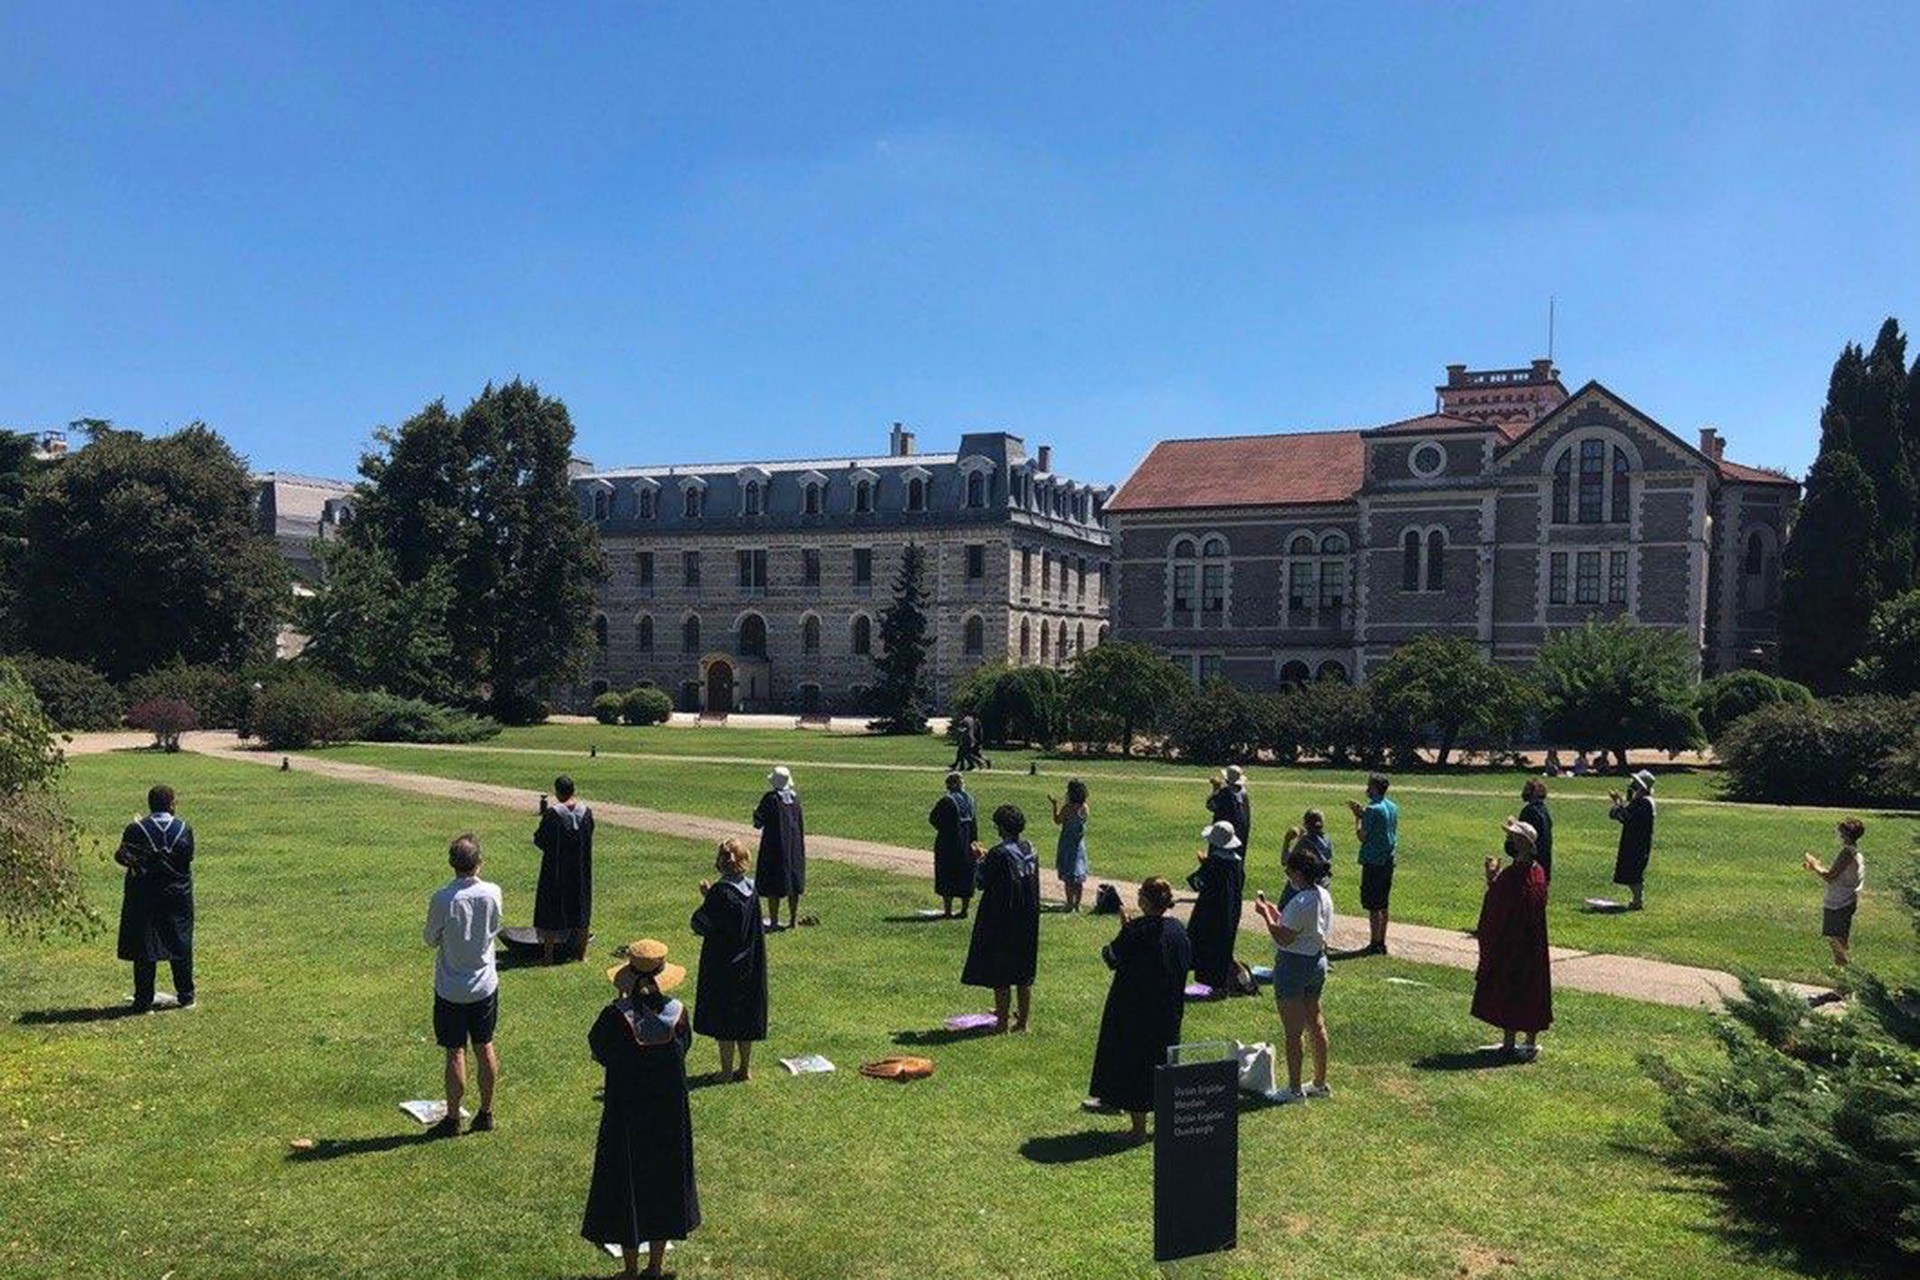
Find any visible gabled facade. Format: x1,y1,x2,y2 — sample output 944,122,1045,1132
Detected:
1107,361,1797,686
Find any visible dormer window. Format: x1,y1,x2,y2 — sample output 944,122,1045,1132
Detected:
966,470,985,508
682,482,704,519
637,487,655,520
805,482,823,514
907,476,926,511
592,490,611,521
855,479,873,513
743,479,763,516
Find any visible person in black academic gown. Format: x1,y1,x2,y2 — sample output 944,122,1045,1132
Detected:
1187,821,1247,992
115,784,195,1011
928,771,978,917
961,804,1041,1033
690,838,768,1082
534,774,594,963
1222,764,1252,848
1609,770,1657,910
1086,876,1191,1141
583,940,700,1279
753,765,806,930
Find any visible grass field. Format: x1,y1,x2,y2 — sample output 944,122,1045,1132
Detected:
0,750,1837,1279
317,725,1920,987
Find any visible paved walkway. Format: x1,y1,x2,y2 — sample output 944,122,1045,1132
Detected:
175,733,1828,1011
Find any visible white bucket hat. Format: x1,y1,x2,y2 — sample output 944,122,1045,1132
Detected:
1224,765,1244,785
768,765,793,790
1202,820,1242,851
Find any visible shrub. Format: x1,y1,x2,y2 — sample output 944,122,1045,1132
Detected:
1166,679,1264,765
6,654,124,730
1062,642,1190,756
620,686,673,726
125,661,250,729
1851,588,1920,696
249,674,367,750
354,692,500,744
952,664,1064,748
1368,636,1536,766
1265,679,1385,767
0,661,94,934
1697,670,1815,741
125,698,199,752
591,692,624,725
1717,695,1920,806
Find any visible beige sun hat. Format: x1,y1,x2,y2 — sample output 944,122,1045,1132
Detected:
1501,818,1538,854
1224,765,1244,784
607,938,686,993
768,765,793,790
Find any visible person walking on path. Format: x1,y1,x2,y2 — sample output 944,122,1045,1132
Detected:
1804,817,1867,968
753,766,807,930
1187,820,1247,992
533,774,594,964
929,772,978,917
1609,771,1657,911
1049,779,1091,912
423,834,503,1137
961,804,1041,1033
949,715,977,773
1279,809,1333,908
1471,819,1553,1060
115,784,197,1012
1519,779,1554,884
690,838,768,1081
582,940,700,1279
1085,876,1191,1142
1252,847,1333,1103
1347,774,1398,955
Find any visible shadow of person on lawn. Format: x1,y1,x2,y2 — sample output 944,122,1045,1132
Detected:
1019,1129,1142,1164
891,1024,997,1046
286,1131,440,1162
1412,1048,1526,1072
15,1004,145,1025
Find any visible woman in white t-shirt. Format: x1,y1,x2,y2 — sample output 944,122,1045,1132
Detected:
1252,847,1333,1103
1803,817,1867,967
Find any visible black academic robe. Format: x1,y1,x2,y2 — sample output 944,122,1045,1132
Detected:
753,788,806,897
581,996,701,1248
1088,915,1191,1113
961,839,1040,988
1230,786,1252,848
115,815,194,963
1186,851,1245,988
534,801,594,932
1520,798,1554,882
690,879,768,1042
929,791,978,900
1610,795,1655,886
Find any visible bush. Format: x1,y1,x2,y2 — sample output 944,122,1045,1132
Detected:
6,654,124,730
1851,589,1920,696
1717,695,1920,806
591,692,624,724
1264,679,1386,767
0,660,94,934
620,686,673,726
125,698,199,752
952,664,1064,748
354,692,500,744
1697,670,1815,741
1166,679,1264,765
249,674,367,750
125,661,250,729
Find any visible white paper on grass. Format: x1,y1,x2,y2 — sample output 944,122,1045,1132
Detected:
397,1100,473,1126
914,908,945,918
1384,976,1432,989
601,1242,673,1258
779,1054,835,1075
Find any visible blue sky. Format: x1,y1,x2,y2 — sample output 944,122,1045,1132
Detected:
3,2,1917,485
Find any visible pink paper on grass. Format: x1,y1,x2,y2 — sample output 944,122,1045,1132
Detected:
945,1013,999,1031
1185,983,1214,998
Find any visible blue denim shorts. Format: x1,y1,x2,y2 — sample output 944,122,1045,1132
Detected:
1273,950,1327,1000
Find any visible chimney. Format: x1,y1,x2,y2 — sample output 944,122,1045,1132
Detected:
1531,358,1556,381
1697,427,1724,461
1036,444,1053,473
888,422,916,456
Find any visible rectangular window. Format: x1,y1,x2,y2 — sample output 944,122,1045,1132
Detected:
737,549,767,592
682,550,701,588
636,551,654,588
1608,550,1628,604
1042,553,1052,593
1318,560,1345,611
853,548,872,587
1575,550,1601,604
966,544,985,581
802,548,821,587
1021,549,1033,588
1578,439,1605,523
1076,557,1087,600
1548,552,1568,604
1196,654,1224,684
1172,564,1196,613
1287,561,1314,612
1200,564,1226,614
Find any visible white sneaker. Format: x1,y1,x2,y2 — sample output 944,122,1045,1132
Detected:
1302,1083,1332,1099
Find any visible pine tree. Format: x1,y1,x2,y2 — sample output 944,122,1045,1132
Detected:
1856,319,1915,590
1779,449,1884,691
867,541,932,735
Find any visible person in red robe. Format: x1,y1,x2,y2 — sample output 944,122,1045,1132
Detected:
1471,818,1552,1060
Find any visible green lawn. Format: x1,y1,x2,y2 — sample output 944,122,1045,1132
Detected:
320,727,1920,987
0,750,1830,1279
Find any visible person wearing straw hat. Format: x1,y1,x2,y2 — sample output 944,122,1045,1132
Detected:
961,804,1042,1033
690,838,768,1081
1471,818,1553,1060
752,766,807,930
1608,770,1657,911
1186,820,1247,992
583,940,700,1278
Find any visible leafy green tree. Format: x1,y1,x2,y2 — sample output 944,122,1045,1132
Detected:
0,660,93,935
1694,669,1814,741
868,542,932,734
299,540,461,703
1852,589,1920,696
1064,641,1189,756
1368,635,1535,766
1166,679,1264,764
0,430,44,648
952,663,1064,748
1781,449,1884,692
13,424,289,680
1533,620,1704,771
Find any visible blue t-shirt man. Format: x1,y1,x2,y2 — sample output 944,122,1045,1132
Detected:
1357,796,1398,866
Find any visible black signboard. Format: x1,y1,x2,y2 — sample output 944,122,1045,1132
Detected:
1152,1055,1238,1262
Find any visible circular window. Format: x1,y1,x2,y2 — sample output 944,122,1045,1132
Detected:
1409,442,1445,478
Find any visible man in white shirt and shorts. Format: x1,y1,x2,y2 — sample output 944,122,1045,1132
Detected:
424,833,503,1137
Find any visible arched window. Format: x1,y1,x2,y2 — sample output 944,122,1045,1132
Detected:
802,614,820,654
1578,438,1606,523
1611,446,1631,523
1019,618,1032,663
1169,535,1229,624
1551,437,1633,526
682,614,701,654
1552,451,1572,524
851,615,872,656
1075,623,1085,655
1745,531,1765,575
738,613,767,658
854,479,873,513
1096,624,1109,646
907,476,927,511
804,482,823,515
593,613,608,650
1426,529,1447,590
966,470,986,508
636,614,654,653
742,480,763,517
1280,659,1311,687
1317,660,1349,684
1039,623,1051,663
592,490,610,521
964,615,985,656
1402,530,1422,591
1057,620,1069,661
637,487,656,520
683,486,703,519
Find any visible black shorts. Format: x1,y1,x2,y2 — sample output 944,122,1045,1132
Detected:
434,990,498,1049
1359,862,1395,911
1821,903,1856,942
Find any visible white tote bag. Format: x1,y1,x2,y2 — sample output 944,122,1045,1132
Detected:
1234,1041,1279,1098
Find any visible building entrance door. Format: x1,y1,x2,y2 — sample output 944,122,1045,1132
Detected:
704,660,735,713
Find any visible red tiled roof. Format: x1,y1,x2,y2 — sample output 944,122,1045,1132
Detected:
1367,412,1488,434
1717,458,1798,487
1108,430,1365,511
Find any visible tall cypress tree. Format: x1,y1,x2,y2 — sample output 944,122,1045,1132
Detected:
867,541,932,734
1779,449,1883,691
1856,319,1915,590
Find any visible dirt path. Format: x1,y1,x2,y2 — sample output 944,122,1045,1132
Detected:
174,733,1828,1011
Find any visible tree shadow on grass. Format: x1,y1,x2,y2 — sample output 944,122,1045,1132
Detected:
1019,1129,1143,1164
286,1131,441,1162
15,1004,144,1026
1411,1048,1525,1072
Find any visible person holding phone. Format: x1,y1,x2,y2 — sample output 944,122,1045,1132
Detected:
1048,779,1091,913
1085,877,1190,1141
1471,819,1552,1061
1804,818,1866,967
1252,848,1333,1103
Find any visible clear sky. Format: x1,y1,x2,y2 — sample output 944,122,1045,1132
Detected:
4,2,1917,485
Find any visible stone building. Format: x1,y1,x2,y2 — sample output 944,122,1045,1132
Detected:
252,472,356,658
1106,360,1797,685
572,426,1112,713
